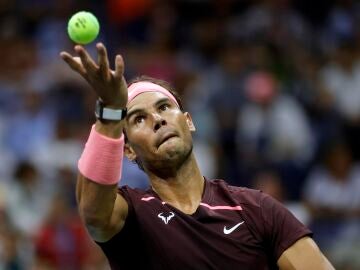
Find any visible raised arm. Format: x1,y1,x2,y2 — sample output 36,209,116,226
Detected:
277,236,335,270
60,43,129,242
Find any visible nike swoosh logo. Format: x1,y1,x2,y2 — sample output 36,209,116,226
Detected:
223,221,245,234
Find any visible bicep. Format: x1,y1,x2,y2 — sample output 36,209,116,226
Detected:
277,236,335,270
85,192,129,242
108,192,129,236
77,174,129,242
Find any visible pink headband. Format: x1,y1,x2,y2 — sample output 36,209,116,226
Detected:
127,82,179,107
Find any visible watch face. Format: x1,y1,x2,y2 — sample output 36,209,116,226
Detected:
95,99,127,121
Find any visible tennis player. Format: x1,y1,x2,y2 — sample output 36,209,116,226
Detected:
60,43,334,270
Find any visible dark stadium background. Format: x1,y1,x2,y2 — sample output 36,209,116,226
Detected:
0,0,359,269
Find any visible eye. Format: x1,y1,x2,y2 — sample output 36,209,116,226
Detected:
159,104,169,111
134,115,145,124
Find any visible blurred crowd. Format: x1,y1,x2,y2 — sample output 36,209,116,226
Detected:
0,0,360,269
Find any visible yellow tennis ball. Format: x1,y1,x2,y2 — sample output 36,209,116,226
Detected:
67,11,100,44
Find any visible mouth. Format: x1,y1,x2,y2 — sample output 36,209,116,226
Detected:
157,132,177,148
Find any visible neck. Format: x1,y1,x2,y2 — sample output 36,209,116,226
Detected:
148,153,204,214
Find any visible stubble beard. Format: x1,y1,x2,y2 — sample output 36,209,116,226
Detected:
143,141,194,177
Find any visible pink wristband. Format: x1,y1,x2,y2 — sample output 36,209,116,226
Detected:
78,125,124,185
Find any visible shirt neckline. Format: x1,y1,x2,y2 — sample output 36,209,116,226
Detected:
147,176,213,215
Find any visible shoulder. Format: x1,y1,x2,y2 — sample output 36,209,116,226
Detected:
118,185,155,209
118,184,149,195
116,185,160,223
208,179,294,217
207,179,266,208
117,185,153,204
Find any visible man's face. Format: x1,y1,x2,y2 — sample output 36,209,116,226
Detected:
124,91,195,172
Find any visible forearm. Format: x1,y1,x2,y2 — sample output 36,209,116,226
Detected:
77,120,123,224
76,174,118,227
76,120,128,241
278,237,335,270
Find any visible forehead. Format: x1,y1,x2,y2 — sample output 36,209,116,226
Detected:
127,91,172,111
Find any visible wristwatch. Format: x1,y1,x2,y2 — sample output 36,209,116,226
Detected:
95,99,127,121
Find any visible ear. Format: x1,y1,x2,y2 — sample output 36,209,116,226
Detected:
124,143,137,161
184,112,196,132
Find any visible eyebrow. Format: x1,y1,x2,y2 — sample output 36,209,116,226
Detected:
126,98,171,121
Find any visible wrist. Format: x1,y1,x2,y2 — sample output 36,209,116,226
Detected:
95,120,124,139
78,125,124,185
95,99,127,122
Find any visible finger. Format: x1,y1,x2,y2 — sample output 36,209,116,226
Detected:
114,54,124,80
72,56,82,65
96,43,110,80
74,45,98,75
60,51,87,76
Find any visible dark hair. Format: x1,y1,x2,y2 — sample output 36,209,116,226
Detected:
125,75,185,171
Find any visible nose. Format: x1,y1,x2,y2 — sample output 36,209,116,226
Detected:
153,113,166,132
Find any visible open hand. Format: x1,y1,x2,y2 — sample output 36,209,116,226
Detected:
60,43,128,109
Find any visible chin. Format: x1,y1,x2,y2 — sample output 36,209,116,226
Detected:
156,142,193,168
